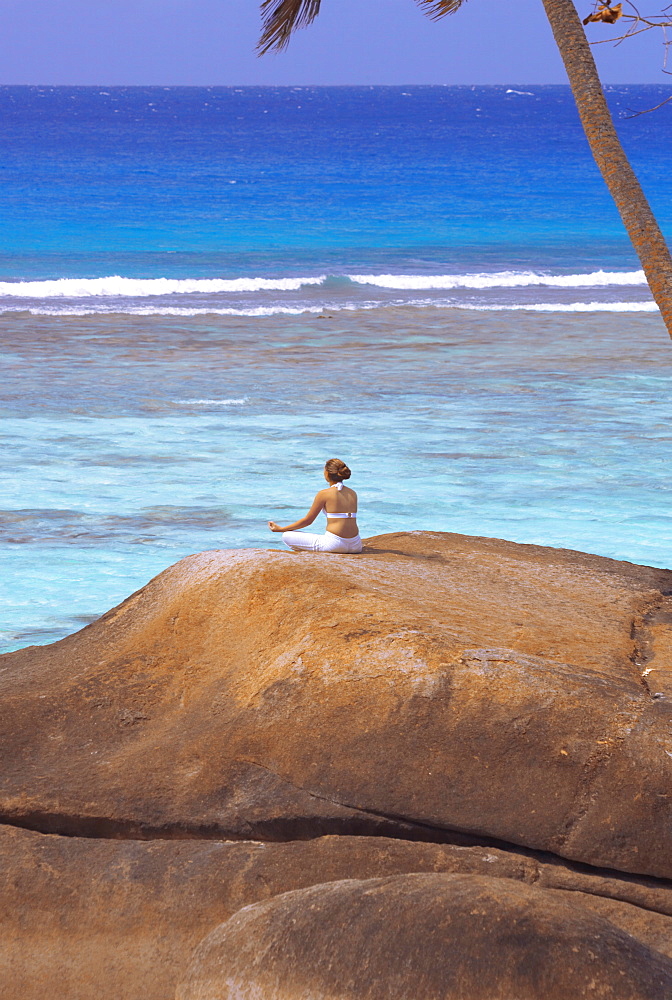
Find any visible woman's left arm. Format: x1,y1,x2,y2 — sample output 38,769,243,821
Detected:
268,491,325,533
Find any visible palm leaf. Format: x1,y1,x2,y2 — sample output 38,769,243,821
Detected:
258,0,323,54
258,0,465,54
415,0,466,19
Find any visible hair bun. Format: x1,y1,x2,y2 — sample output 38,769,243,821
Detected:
325,458,351,482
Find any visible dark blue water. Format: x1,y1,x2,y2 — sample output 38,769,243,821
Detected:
0,84,670,276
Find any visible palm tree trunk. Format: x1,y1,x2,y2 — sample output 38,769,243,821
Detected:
541,0,672,337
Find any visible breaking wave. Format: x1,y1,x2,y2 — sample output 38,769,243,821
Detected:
347,270,647,290
0,275,327,297
0,269,655,317
0,269,647,299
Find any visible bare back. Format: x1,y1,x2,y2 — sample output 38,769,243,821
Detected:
319,483,359,538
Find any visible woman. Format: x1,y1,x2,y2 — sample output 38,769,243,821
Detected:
268,458,362,554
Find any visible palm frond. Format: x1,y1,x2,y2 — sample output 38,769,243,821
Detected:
258,0,323,54
415,0,466,20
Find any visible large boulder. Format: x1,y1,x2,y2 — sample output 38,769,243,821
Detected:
0,828,508,1000
2,532,672,876
4,826,672,1000
177,873,672,1000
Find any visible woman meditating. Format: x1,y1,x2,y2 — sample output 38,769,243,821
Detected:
268,458,362,554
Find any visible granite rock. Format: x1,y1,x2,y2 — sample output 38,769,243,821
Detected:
1,532,671,877
176,873,672,1000
3,826,672,1000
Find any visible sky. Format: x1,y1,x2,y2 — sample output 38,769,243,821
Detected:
0,0,668,86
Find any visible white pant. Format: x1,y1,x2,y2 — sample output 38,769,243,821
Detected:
282,530,363,554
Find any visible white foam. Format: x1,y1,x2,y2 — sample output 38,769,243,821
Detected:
175,398,248,405
0,269,649,299
10,304,338,317
451,301,659,313
347,270,647,290
0,275,326,297
0,299,657,318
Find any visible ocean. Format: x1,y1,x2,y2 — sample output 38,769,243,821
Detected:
2,84,672,652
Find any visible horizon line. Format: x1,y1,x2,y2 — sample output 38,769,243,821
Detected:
0,81,667,88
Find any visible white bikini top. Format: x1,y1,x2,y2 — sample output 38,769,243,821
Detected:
325,481,357,518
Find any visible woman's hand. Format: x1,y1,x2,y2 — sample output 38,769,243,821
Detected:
268,521,283,533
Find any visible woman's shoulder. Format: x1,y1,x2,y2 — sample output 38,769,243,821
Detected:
317,483,356,496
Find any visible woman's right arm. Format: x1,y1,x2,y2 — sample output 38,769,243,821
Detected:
268,491,325,532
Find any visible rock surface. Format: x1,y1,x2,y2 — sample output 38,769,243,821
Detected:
0,828,504,1000
4,826,672,1000
177,873,672,1000
3,532,672,999
2,532,672,878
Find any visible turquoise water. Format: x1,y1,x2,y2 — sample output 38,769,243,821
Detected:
1,86,672,651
